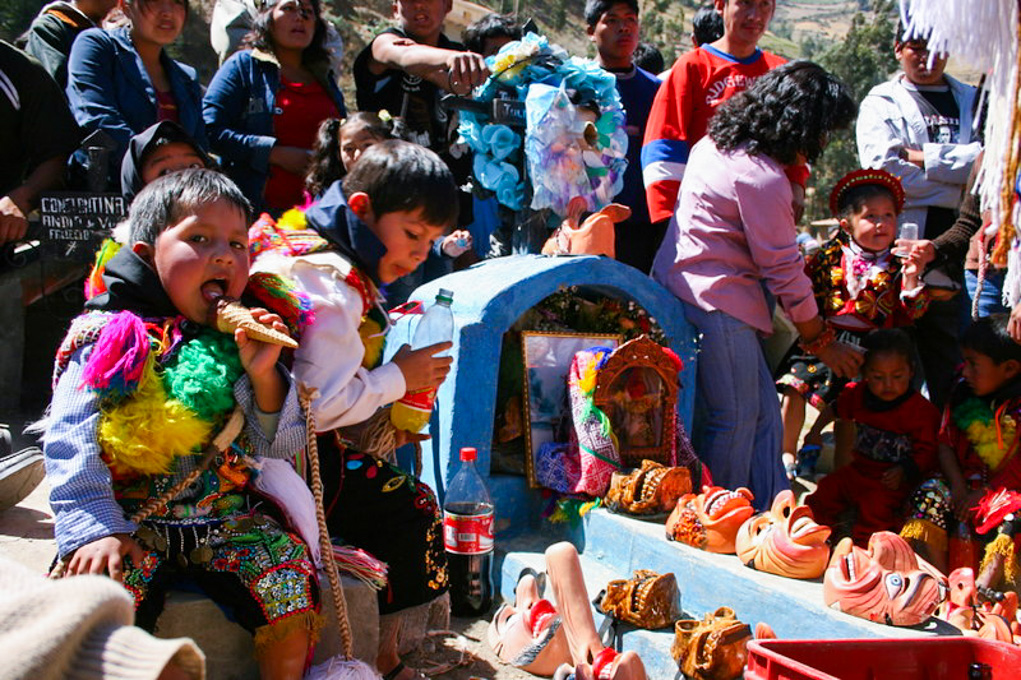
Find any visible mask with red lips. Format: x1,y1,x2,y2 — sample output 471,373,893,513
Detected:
487,574,571,675
823,531,946,626
735,490,831,579
666,486,755,554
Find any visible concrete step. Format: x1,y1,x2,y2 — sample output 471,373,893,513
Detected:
155,573,379,680
496,508,943,680
0,479,380,680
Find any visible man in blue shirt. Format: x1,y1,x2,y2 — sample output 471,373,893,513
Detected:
586,0,662,272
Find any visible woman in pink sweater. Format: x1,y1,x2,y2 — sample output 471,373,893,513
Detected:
652,61,863,509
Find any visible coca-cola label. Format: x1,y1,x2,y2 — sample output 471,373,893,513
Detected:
399,386,437,412
443,510,494,555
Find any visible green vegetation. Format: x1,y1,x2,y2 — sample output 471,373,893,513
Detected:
806,0,899,223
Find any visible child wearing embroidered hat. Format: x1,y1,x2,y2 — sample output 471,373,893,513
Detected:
44,169,318,680
777,168,933,480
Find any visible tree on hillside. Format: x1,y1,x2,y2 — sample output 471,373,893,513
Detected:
806,0,899,223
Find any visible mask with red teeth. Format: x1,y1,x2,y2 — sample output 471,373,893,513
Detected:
735,490,831,579
823,532,946,626
666,486,755,553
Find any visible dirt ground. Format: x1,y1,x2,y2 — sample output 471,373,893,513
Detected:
403,615,538,680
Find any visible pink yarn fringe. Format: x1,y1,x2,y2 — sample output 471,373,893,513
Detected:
81,312,151,392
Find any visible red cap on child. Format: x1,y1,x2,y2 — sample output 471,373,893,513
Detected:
460,447,477,462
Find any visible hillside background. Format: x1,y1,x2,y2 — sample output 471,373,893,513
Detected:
0,1,943,223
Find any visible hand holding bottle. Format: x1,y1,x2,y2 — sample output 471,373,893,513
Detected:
392,341,453,393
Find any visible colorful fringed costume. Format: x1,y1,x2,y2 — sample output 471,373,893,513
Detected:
902,379,1021,586
44,246,319,649
778,233,931,408
250,188,449,617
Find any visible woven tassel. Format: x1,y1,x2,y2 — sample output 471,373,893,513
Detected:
332,545,388,591
253,610,324,656
981,533,1021,586
246,272,316,338
81,311,150,398
900,518,948,554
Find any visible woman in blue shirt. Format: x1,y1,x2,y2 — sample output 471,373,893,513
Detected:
66,0,206,186
203,0,346,214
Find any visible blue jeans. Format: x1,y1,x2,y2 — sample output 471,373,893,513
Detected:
965,268,1008,318
684,303,788,510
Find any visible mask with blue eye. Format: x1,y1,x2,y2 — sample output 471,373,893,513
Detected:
823,531,947,627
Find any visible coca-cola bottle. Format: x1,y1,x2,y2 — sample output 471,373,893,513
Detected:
390,289,455,432
444,446,495,616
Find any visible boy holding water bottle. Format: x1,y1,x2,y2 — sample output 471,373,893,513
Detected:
777,169,932,479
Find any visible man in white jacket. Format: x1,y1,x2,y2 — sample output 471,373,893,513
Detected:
856,25,981,408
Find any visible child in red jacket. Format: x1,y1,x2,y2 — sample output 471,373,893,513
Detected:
806,329,940,546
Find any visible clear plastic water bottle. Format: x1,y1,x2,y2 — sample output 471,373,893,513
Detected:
444,447,495,616
390,289,454,432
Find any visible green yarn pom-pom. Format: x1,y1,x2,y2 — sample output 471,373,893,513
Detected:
162,329,244,423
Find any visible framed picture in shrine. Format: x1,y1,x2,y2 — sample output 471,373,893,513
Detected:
521,331,622,488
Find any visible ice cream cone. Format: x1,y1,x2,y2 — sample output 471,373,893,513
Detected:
211,297,298,349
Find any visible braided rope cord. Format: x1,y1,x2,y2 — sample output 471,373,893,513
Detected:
973,248,989,320
298,384,354,659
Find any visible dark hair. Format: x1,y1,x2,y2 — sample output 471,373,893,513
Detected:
961,314,1021,365
343,140,458,228
709,60,856,165
463,13,522,55
837,183,898,220
125,0,189,16
584,0,639,28
862,329,915,368
305,113,395,197
128,169,252,246
632,42,664,74
245,0,330,66
692,5,724,46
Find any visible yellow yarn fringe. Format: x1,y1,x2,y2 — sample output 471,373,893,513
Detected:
981,533,1021,587
359,317,385,369
900,518,948,554
276,208,307,231
963,414,1017,472
253,610,323,657
98,358,213,476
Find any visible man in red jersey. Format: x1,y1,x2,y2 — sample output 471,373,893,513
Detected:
641,0,804,237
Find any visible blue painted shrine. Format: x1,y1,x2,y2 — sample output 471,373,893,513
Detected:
388,256,940,670
384,254,697,535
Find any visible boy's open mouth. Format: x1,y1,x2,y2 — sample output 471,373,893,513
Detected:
201,279,228,302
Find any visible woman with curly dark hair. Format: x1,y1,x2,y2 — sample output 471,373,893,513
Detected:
203,0,346,213
651,60,864,509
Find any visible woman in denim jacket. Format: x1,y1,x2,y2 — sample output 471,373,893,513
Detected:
66,0,206,187
203,0,346,214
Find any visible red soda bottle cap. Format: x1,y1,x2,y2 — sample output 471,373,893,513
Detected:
460,447,477,462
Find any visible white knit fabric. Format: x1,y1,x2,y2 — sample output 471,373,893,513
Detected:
0,557,204,680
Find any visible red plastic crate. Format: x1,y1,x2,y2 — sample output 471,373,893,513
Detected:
745,637,1021,680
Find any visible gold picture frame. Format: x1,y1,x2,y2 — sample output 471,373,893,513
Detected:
594,335,680,467
521,331,623,488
